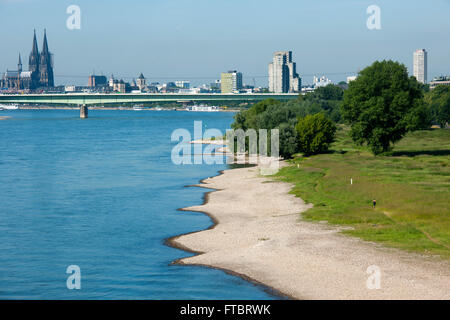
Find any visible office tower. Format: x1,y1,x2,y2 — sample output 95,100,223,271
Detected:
413,49,427,84
221,70,243,93
268,51,301,93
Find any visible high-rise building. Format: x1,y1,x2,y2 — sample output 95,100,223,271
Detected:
221,70,242,93
413,49,427,84
268,51,301,93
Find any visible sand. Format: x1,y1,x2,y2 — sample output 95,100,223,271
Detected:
169,162,450,300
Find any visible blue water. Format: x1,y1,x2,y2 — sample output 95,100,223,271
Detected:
0,109,277,300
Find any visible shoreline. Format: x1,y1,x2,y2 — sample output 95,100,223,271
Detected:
168,162,450,300
165,170,292,300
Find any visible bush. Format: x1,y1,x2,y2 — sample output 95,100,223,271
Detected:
295,113,336,155
425,85,450,128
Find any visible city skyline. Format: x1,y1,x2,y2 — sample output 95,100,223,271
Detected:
1,0,449,86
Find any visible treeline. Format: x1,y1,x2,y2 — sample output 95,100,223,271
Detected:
231,85,342,158
231,60,449,158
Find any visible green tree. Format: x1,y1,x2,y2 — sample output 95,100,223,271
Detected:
341,60,429,155
307,84,344,101
278,122,299,159
303,84,344,123
231,98,281,130
425,85,450,128
295,113,336,155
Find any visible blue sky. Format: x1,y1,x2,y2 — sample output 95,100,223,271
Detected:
0,0,449,86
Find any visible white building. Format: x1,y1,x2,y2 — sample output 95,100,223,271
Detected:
429,76,450,90
268,51,301,93
175,80,190,89
347,75,357,83
109,74,115,88
413,49,428,84
313,75,332,88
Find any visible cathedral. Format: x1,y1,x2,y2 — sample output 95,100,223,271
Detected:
1,30,54,90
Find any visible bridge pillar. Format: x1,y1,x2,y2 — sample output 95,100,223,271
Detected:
80,105,88,119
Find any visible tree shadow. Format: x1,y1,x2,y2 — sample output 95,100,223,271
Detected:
390,150,450,157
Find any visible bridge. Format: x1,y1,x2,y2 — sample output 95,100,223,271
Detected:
0,93,300,106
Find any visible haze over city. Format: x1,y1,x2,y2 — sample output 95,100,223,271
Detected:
1,0,449,86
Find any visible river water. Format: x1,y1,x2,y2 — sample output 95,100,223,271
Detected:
0,109,277,299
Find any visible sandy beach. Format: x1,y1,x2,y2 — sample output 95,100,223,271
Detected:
170,162,450,300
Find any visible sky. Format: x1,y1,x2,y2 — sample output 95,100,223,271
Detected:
0,0,449,87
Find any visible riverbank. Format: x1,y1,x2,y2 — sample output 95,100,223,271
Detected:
170,162,450,299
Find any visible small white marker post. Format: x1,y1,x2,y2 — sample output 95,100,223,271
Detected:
351,178,353,185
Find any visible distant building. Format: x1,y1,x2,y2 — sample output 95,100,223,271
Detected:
1,29,54,90
88,75,107,88
268,51,301,93
175,80,190,89
136,73,147,91
313,75,332,88
109,74,115,88
64,85,84,93
0,55,32,90
221,70,242,93
429,76,450,90
347,75,357,83
413,49,427,84
115,80,126,93
210,80,221,92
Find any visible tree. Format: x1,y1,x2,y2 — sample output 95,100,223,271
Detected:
303,84,344,123
278,122,299,159
341,60,429,155
295,113,336,155
231,98,281,130
308,84,344,101
425,85,450,128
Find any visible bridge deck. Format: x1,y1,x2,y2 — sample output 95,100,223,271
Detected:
0,93,299,105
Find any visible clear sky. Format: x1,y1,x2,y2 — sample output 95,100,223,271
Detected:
1,0,449,86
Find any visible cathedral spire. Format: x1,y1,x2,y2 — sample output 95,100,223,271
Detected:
38,28,54,88
29,29,40,85
41,29,49,54
31,29,39,56
18,53,22,72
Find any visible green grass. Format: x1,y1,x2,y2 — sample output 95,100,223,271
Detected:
275,127,450,258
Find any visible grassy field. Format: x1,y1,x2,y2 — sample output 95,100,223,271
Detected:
275,127,450,258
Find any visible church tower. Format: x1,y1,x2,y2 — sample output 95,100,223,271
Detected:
18,54,22,73
29,29,40,89
39,29,54,87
